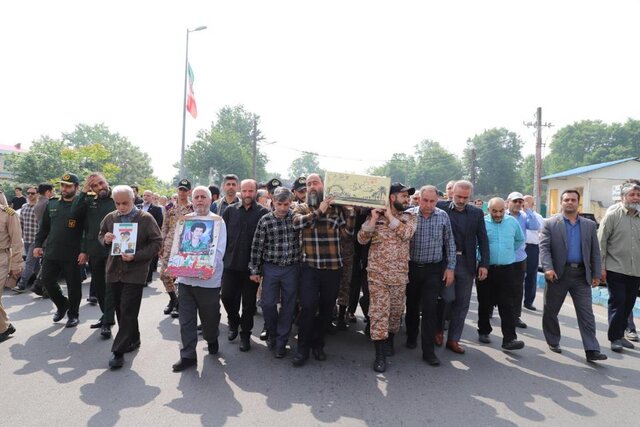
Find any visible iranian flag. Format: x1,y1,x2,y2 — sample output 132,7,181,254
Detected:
186,62,198,119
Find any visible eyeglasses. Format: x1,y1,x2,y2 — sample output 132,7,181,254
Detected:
27,192,37,195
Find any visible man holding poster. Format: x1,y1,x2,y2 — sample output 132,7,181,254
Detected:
99,186,162,370
171,186,227,372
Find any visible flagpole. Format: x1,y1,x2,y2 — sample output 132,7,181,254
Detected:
180,26,207,180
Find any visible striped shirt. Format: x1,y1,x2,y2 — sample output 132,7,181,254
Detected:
293,203,355,270
406,206,456,269
20,202,38,244
249,210,301,275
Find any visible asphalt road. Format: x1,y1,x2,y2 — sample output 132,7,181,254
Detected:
1,278,639,426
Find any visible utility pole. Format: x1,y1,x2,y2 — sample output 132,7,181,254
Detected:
469,148,477,187
524,107,552,210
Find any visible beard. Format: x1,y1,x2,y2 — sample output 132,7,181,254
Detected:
393,200,407,211
307,190,324,208
624,202,640,211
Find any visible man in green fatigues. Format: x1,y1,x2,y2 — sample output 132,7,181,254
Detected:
72,172,116,338
34,173,85,328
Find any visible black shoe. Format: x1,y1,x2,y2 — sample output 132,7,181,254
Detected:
125,339,141,353
163,301,174,315
53,307,68,323
275,346,287,358
267,337,276,350
32,285,44,296
0,324,16,343
478,334,491,344
611,340,624,352
239,335,251,352
620,338,635,349
100,324,112,339
373,341,386,372
312,347,327,361
292,352,308,367
364,323,370,337
228,328,238,341
326,322,337,335
336,317,348,331
548,344,562,353
406,336,417,349
524,304,537,311
65,317,79,328
172,358,197,372
515,318,527,329
423,354,441,366
208,339,219,355
502,340,525,350
90,321,103,329
259,327,268,341
346,312,357,323
109,353,124,369
384,334,395,356
170,305,179,319
87,296,98,305
12,286,26,293
586,350,608,362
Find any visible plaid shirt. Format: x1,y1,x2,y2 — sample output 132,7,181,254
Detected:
20,202,38,244
406,206,456,270
293,203,355,270
249,210,301,275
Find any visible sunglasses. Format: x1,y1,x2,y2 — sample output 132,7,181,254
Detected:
27,192,37,195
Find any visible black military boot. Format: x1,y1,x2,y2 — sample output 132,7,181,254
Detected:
373,340,386,373
384,333,395,356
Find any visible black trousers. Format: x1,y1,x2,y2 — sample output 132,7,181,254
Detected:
146,255,159,283
221,269,259,336
40,257,82,318
298,264,341,354
512,260,527,318
406,262,444,356
477,264,517,344
90,256,115,324
607,270,640,341
348,258,369,317
110,282,144,354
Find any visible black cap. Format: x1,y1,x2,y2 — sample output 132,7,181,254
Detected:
267,178,282,193
177,179,191,190
389,182,415,196
60,173,80,185
292,176,306,191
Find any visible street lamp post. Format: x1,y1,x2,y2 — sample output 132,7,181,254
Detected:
179,25,207,179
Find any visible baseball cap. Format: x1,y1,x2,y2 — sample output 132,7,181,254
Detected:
267,178,282,193
292,176,307,191
390,182,415,196
59,173,80,185
177,179,191,190
507,191,524,201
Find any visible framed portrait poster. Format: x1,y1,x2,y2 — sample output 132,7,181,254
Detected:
165,215,222,279
324,171,390,209
111,223,138,256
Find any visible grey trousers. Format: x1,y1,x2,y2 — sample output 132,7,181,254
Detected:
446,260,475,342
178,283,221,360
542,266,600,351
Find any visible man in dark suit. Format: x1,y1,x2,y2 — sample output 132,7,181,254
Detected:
139,190,164,283
539,189,607,362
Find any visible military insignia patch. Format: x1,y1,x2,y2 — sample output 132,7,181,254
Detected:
63,174,71,181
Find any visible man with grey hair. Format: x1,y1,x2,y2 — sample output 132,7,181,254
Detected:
598,181,640,353
99,185,163,369
435,180,489,355
249,187,301,358
172,186,227,372
221,179,270,351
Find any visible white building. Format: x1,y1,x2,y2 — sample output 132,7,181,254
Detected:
542,157,640,222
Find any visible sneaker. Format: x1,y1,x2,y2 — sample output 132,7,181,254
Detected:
625,329,639,342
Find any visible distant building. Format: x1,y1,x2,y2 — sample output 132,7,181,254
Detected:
0,143,26,180
542,157,640,222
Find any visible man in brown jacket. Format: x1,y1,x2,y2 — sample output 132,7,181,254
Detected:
99,185,162,369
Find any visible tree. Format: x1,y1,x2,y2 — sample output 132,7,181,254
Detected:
288,152,324,179
183,105,268,184
463,128,524,196
369,153,415,185
8,123,154,185
545,119,640,174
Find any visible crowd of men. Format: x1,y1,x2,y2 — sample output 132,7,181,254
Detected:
1,171,639,374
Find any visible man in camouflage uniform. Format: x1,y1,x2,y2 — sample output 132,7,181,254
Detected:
159,179,193,318
335,226,354,330
357,182,416,372
0,191,23,343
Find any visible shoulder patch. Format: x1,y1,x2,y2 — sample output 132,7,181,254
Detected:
0,206,16,215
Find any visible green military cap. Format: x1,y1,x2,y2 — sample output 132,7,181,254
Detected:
267,178,282,194
292,176,306,191
60,173,80,185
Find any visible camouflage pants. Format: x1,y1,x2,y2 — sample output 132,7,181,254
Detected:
159,264,177,293
368,271,406,341
336,244,354,307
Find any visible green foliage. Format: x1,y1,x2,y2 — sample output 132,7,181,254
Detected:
369,140,462,190
183,105,268,184
288,152,324,179
8,123,153,186
463,128,524,197
545,119,640,174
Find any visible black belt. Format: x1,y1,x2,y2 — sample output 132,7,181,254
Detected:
566,262,584,269
489,264,511,269
410,261,442,268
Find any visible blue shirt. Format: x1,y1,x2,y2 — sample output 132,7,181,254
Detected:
507,209,540,262
564,217,583,264
484,214,525,266
406,206,456,270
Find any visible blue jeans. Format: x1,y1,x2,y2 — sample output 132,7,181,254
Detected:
261,263,300,348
